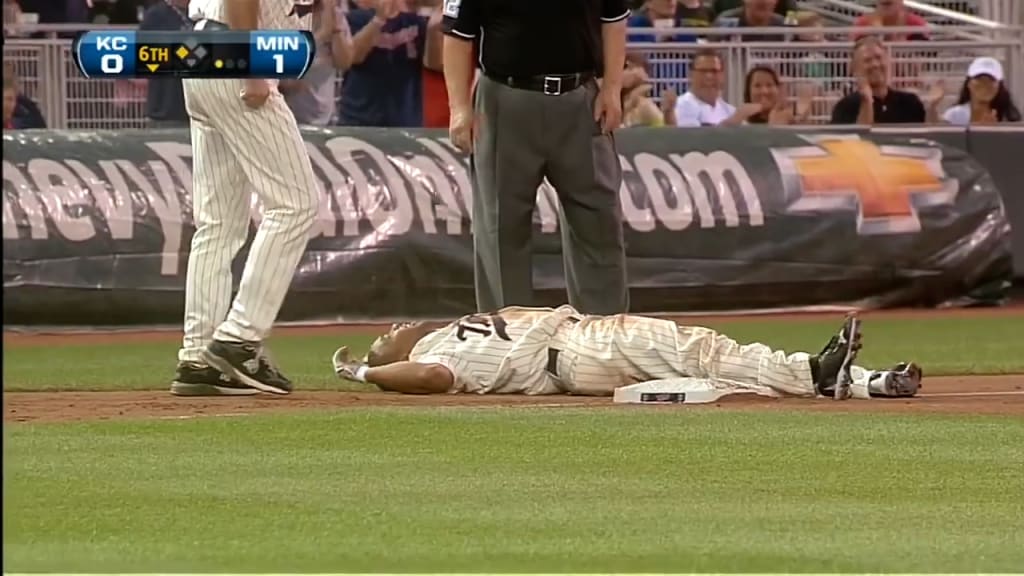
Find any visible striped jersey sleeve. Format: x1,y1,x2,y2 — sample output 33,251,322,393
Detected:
410,306,577,394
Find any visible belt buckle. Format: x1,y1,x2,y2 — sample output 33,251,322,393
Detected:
542,76,562,95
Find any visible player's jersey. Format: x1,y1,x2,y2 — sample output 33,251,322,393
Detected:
409,306,580,395
189,0,313,31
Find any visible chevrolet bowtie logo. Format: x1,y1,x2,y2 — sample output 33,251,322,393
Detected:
771,137,958,235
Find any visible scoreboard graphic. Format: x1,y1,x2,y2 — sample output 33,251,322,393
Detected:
73,30,315,79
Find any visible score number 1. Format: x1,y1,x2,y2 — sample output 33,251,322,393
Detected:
250,31,314,78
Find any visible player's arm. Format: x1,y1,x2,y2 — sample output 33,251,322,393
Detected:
333,347,454,394
226,0,271,106
225,0,259,30
367,362,454,394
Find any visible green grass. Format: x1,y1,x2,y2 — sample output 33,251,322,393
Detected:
5,409,1024,572
5,315,1022,572
5,316,1023,392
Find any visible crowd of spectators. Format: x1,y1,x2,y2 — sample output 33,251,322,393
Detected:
1,0,1021,130
618,0,1019,127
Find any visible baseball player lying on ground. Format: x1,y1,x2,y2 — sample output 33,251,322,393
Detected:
331,306,922,400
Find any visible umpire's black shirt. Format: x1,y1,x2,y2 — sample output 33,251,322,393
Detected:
441,0,631,77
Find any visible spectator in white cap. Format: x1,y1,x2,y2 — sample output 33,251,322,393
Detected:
942,57,1021,126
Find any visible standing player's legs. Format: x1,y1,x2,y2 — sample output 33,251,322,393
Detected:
172,78,257,397
471,76,547,312
195,80,319,394
543,81,629,315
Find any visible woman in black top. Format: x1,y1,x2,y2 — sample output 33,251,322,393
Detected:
742,65,813,125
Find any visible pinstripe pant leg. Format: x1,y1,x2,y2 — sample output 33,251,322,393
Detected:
179,79,251,364
679,326,816,397
204,82,318,343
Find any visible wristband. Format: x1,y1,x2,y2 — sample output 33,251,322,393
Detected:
354,365,369,382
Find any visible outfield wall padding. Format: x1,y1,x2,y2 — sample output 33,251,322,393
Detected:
2,126,1017,325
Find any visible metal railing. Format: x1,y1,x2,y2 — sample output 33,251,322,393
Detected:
3,24,1023,129
802,0,1020,27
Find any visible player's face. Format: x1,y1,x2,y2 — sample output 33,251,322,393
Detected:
367,322,436,364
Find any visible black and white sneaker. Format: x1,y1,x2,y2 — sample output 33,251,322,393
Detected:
868,362,923,398
811,314,863,401
170,362,260,396
202,340,293,395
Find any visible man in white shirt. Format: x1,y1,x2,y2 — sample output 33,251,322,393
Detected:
670,48,760,127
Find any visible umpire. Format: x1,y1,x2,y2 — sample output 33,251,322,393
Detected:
441,0,631,315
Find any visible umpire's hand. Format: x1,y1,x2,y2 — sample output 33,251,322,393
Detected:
449,106,474,154
594,84,623,134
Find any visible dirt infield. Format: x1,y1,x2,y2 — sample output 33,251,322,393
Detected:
5,307,1023,423
4,375,1021,424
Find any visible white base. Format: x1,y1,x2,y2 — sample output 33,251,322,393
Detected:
612,378,766,404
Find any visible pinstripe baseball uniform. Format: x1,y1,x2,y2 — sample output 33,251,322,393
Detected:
178,0,319,364
411,306,847,397
410,306,577,394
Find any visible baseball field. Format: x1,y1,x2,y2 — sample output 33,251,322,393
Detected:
4,308,1024,573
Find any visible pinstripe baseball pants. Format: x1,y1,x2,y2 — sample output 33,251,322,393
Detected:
178,77,318,364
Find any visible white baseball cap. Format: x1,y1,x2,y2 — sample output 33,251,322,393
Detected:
967,57,1004,81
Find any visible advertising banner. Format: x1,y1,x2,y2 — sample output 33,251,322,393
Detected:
2,127,1012,325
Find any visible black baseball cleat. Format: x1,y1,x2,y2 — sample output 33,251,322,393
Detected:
170,362,259,396
868,362,923,398
202,340,293,395
810,314,862,400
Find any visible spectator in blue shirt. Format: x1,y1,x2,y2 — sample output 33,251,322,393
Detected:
627,0,713,98
627,0,713,43
338,0,438,127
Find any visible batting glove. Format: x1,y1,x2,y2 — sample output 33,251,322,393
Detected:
332,346,368,382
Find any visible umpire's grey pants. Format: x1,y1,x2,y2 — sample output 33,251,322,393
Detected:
471,75,629,315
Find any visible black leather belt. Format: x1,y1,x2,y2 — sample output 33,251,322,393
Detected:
545,315,581,378
546,349,562,378
194,18,229,31
487,72,595,96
